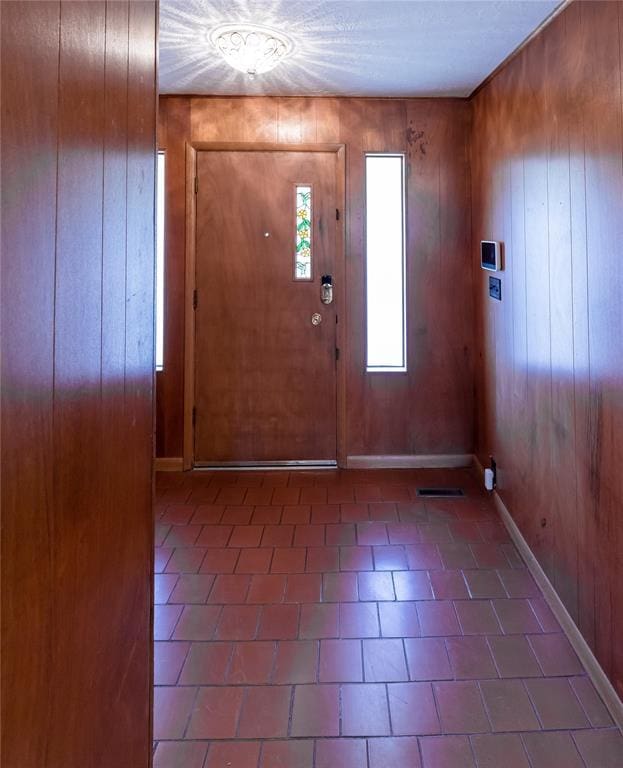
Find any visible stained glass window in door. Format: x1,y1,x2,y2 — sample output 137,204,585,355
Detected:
295,185,312,279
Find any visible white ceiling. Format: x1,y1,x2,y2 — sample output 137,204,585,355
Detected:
159,0,560,98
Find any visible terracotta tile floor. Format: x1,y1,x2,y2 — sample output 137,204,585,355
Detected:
153,468,623,768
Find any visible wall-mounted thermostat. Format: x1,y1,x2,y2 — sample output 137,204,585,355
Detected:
481,240,502,271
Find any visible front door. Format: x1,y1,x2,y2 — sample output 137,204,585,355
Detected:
193,150,338,464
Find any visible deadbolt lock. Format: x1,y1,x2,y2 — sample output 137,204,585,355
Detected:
320,274,333,305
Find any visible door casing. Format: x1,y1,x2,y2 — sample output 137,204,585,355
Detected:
183,142,347,470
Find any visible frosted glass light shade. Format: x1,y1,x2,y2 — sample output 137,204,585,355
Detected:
209,23,294,77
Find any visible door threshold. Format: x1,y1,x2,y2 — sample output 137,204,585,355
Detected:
194,460,338,471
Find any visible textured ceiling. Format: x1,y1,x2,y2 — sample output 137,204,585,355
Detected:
159,0,560,98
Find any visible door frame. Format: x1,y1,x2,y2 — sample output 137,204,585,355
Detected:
183,142,347,470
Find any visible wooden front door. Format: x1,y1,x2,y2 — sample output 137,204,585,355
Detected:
193,150,338,464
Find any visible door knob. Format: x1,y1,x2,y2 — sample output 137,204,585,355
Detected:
311,313,322,326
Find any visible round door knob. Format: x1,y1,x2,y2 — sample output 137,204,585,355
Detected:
311,313,322,326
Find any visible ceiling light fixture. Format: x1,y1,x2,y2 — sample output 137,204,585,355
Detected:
209,23,294,79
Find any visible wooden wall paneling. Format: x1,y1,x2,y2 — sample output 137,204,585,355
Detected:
51,4,107,760
1,1,156,763
582,0,623,688
566,0,594,650
544,9,579,622
159,95,474,461
472,0,623,697
0,2,60,764
119,0,156,760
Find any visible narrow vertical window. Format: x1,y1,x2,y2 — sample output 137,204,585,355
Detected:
156,151,165,371
295,184,312,280
365,154,406,371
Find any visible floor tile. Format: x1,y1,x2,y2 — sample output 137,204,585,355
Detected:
569,677,613,727
214,605,260,640
291,683,340,736
454,600,501,635
155,546,174,573
379,601,421,637
341,683,391,736
165,547,207,574
272,640,318,684
229,525,264,548
572,728,623,768
497,568,539,598
316,738,367,768
446,636,497,680
386,522,420,544
208,574,250,604
491,599,542,634
179,642,232,685
155,574,179,604
326,523,357,546
199,548,240,574
340,545,374,571
438,542,478,570
261,524,294,547
434,681,490,733
246,574,286,604
173,605,221,641
363,638,408,682
417,601,461,636
154,604,183,640
420,735,475,767
404,637,452,681
221,506,253,525
463,570,506,599
480,679,540,732
300,603,340,639
306,546,339,572
319,639,362,682
204,741,261,768
359,571,396,601
169,574,215,604
226,641,274,684
322,572,358,602
153,741,208,768
527,633,583,676
154,685,197,739
260,739,313,768
368,736,421,767
488,635,542,678
524,677,589,729
155,641,190,685
388,681,440,735
394,571,433,600
235,548,273,574
470,733,530,768
186,686,243,738
237,685,291,738
257,604,300,640
271,547,306,574
373,545,409,570
281,505,310,525
430,570,470,600
339,602,380,638
522,731,584,768
406,544,443,570
285,573,322,603
196,526,233,548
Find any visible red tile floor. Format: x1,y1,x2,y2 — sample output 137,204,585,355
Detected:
153,468,623,768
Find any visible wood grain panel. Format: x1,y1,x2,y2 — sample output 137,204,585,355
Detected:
1,2,156,764
157,96,474,462
471,0,623,697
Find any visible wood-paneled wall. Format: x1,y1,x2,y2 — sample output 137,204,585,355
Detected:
157,97,473,461
471,0,623,697
1,2,156,765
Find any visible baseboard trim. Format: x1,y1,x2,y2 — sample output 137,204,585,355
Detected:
155,457,184,472
472,455,623,732
346,454,473,469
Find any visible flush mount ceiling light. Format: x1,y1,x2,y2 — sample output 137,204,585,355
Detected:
209,23,294,78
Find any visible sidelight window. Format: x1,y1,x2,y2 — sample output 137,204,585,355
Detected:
156,151,165,371
294,184,312,280
365,154,406,371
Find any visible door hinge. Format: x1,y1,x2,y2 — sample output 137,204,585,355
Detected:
335,347,340,361
193,289,198,310
335,208,340,221
192,406,196,426
194,176,198,195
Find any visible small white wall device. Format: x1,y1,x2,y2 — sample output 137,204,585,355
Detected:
481,240,502,271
